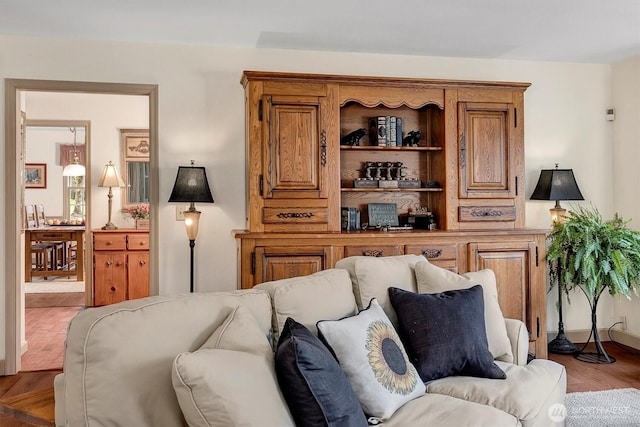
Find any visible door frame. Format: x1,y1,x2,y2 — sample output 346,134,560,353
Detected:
4,79,159,375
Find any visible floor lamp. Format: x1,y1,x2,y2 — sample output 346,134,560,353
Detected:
530,164,584,354
168,161,214,292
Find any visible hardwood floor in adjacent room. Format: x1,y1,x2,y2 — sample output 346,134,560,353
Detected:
0,341,638,425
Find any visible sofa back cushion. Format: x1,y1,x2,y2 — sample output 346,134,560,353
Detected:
62,291,271,427
335,255,425,327
255,269,358,342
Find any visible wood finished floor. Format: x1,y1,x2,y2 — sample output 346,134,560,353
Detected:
0,341,638,425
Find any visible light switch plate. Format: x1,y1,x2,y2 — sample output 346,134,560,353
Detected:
176,206,186,221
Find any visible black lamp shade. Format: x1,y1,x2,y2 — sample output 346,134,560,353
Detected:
168,166,214,203
530,169,584,202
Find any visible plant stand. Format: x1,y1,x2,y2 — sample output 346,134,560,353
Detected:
574,287,616,364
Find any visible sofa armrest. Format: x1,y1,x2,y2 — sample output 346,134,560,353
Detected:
504,318,529,366
54,373,66,427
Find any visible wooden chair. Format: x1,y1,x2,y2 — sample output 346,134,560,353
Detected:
25,205,55,276
35,204,67,270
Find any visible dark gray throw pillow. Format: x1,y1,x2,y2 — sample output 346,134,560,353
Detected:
274,317,368,427
388,285,507,382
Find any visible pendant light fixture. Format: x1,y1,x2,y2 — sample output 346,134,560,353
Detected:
62,127,86,177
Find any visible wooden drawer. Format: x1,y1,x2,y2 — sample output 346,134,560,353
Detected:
263,207,329,224
93,233,126,251
344,245,402,258
459,206,516,222
405,244,457,261
128,234,149,250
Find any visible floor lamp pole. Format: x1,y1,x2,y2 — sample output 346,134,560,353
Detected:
189,239,195,293
548,270,579,354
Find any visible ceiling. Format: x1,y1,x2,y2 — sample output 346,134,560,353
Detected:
2,0,639,64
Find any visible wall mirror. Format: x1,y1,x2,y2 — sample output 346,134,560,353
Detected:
120,129,150,208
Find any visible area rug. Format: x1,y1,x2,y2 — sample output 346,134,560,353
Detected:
24,280,84,293
564,388,640,426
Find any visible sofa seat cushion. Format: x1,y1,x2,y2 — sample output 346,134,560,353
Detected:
414,261,514,363
317,299,425,422
335,254,425,327
255,269,358,342
389,285,506,382
426,359,566,425
275,318,368,427
384,392,520,427
172,349,294,427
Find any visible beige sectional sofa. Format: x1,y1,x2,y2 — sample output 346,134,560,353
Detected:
55,255,566,426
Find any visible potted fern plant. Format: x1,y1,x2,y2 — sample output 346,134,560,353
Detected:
547,205,640,363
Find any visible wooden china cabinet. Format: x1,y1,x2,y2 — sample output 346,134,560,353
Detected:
235,71,548,358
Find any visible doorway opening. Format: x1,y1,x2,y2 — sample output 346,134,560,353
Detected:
4,79,158,375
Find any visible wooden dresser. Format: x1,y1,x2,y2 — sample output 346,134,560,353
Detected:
235,71,548,358
92,229,149,306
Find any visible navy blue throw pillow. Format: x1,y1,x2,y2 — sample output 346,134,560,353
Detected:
274,317,368,427
388,285,506,382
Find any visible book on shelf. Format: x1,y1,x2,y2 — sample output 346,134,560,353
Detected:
368,116,403,146
389,116,397,146
341,207,361,231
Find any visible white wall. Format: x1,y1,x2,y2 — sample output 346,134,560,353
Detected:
0,35,619,365
612,56,640,339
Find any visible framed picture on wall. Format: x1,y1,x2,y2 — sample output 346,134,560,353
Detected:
25,163,47,189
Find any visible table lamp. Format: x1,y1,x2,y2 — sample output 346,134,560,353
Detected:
168,160,214,292
530,164,584,224
98,161,125,230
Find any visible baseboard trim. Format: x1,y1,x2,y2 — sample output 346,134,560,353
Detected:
609,329,640,350
548,328,640,351
21,341,28,355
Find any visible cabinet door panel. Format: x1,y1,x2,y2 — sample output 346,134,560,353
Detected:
127,252,150,300
94,253,127,306
263,95,327,199
468,241,536,337
255,246,329,285
459,102,516,199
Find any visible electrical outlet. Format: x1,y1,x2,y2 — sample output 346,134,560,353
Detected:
176,206,186,221
619,316,627,331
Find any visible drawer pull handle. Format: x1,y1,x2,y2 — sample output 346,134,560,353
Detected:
421,249,443,259
110,286,116,292
139,241,146,245
116,262,123,266
471,209,503,217
362,249,383,257
276,212,315,219
106,261,113,266
139,260,146,265
107,241,113,245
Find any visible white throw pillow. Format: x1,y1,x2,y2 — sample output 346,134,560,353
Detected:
255,269,358,341
317,299,426,422
172,349,294,427
172,304,294,426
199,304,273,359
335,255,425,327
414,261,514,363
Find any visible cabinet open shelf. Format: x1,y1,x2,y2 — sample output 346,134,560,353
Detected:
340,146,443,152
341,187,443,192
